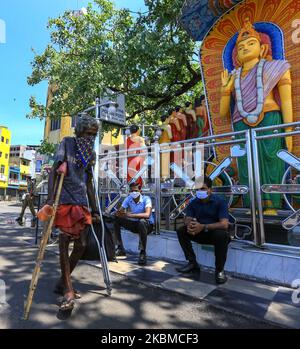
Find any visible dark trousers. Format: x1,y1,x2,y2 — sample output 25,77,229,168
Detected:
19,194,36,219
113,217,153,251
177,226,231,272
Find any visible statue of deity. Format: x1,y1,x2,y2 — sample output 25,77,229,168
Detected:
126,124,146,187
185,102,198,139
159,114,173,180
220,19,293,213
195,96,209,137
175,106,188,141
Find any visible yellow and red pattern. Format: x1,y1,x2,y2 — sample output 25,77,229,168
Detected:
201,0,300,161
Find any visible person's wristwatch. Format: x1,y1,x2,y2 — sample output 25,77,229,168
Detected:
204,224,209,233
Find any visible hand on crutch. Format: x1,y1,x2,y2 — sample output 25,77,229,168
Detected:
23,162,67,320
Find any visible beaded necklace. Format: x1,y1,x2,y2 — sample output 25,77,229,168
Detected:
234,59,266,125
75,136,95,168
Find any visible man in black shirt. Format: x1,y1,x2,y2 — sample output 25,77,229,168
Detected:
176,176,231,284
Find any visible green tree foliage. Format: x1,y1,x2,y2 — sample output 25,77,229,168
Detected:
27,0,202,125
38,139,57,156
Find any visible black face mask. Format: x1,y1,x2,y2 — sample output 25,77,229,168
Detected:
75,136,96,168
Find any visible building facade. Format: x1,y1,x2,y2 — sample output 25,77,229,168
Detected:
0,126,11,196
7,166,20,198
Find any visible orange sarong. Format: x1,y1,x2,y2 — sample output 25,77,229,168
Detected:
54,205,92,239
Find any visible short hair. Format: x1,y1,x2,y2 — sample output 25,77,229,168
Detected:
194,97,202,108
161,115,168,122
129,182,141,190
175,105,181,112
129,124,139,134
75,113,99,137
168,108,174,115
203,176,212,188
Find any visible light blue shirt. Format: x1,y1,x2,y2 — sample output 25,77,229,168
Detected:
122,195,154,225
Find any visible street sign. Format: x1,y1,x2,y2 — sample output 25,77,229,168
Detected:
99,93,126,126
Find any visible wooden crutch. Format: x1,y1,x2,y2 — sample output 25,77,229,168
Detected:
23,162,67,320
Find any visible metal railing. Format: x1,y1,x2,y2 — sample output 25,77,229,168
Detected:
251,121,300,251
98,129,255,240
97,122,300,252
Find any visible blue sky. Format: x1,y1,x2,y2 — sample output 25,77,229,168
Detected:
0,0,146,145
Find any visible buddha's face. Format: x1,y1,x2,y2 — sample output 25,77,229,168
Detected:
237,37,261,64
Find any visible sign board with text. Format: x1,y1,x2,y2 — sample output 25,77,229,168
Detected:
99,92,126,127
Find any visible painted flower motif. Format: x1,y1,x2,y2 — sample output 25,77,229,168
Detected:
180,0,243,41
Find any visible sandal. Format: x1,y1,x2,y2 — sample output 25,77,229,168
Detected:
54,284,82,299
60,297,75,311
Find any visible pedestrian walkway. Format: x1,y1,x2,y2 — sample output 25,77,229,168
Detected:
81,253,300,329
24,221,300,329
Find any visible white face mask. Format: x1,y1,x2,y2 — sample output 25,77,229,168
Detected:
130,191,140,199
196,190,209,200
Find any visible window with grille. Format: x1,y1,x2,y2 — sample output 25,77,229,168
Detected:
50,119,61,131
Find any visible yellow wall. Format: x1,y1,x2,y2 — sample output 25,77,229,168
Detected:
44,85,73,145
19,159,30,189
102,130,124,146
20,161,30,177
0,127,11,189
44,116,74,145
60,116,73,141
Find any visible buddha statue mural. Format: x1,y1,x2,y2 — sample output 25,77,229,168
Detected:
220,19,293,213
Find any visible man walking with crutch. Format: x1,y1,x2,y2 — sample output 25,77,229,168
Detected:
45,114,101,311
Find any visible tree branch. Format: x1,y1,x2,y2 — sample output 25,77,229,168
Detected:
127,72,201,119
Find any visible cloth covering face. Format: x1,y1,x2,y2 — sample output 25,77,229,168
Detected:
75,135,96,169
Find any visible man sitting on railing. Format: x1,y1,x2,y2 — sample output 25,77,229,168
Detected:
176,176,231,284
113,182,154,266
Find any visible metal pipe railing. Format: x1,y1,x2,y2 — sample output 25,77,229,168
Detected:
253,121,300,133
97,122,300,251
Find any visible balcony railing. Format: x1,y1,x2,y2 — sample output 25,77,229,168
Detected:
8,179,20,185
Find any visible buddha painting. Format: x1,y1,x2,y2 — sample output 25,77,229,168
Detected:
220,19,293,213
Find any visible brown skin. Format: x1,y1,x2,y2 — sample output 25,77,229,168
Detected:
185,183,229,236
115,184,151,219
47,126,100,307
